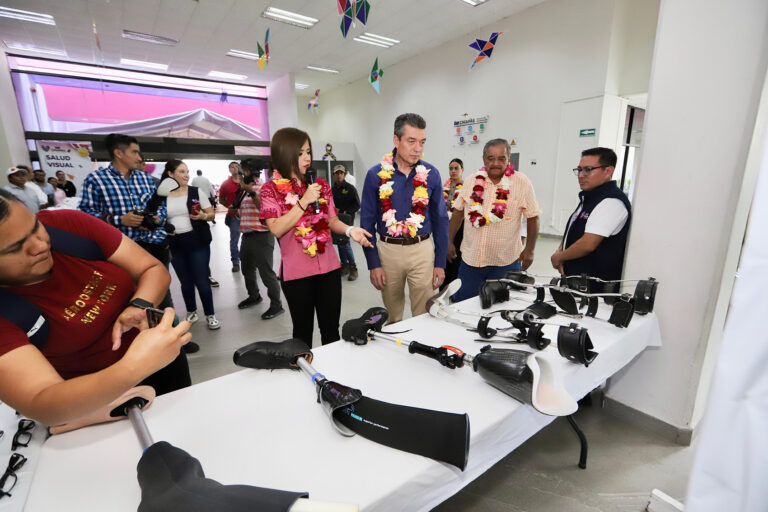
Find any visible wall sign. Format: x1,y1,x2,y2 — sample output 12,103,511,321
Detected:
36,141,93,192
579,128,596,137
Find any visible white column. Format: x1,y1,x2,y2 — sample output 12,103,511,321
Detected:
606,0,768,436
266,73,298,137
0,53,30,185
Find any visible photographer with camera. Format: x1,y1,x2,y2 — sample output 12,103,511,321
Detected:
233,159,284,319
79,135,188,345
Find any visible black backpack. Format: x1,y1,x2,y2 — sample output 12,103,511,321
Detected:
0,225,105,350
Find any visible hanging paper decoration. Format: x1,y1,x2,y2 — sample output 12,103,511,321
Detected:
468,32,503,69
337,0,370,38
369,57,383,94
307,89,320,113
219,92,228,103
256,28,271,71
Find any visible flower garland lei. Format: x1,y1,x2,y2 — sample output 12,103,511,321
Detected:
272,171,330,257
377,153,429,237
444,181,463,212
467,164,515,228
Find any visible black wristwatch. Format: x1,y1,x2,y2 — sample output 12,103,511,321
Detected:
128,298,154,310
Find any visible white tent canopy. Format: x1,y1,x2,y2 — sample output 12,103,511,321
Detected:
77,108,263,140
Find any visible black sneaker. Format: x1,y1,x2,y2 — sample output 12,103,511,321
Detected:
208,276,220,287
238,295,263,309
261,304,285,320
182,341,200,354
232,263,240,273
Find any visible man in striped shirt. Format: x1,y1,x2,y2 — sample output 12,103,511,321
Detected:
236,159,284,320
447,138,541,302
79,134,175,313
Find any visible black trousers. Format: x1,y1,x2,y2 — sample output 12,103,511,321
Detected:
138,239,174,310
280,269,341,347
140,352,191,395
441,220,464,291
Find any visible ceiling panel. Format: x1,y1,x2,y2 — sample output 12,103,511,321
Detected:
0,0,546,94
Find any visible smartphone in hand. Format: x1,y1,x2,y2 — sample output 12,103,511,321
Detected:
145,307,179,328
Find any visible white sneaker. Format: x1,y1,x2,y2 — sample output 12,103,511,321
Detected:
206,314,221,330
186,311,199,324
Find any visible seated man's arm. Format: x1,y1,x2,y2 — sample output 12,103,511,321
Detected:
0,309,189,426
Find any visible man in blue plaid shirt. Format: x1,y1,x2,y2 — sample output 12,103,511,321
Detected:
79,134,181,323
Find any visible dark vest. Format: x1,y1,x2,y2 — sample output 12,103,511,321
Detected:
562,180,631,282
185,186,212,245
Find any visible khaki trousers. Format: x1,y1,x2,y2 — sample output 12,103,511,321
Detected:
377,238,435,324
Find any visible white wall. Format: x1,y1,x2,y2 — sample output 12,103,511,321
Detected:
607,0,768,431
306,0,657,235
0,54,30,186
266,73,298,138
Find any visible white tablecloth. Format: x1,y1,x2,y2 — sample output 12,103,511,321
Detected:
24,293,662,511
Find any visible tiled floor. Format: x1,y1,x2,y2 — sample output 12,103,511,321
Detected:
171,218,693,511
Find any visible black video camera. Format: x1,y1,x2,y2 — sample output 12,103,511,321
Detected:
132,177,180,232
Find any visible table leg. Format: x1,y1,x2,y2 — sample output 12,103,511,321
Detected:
566,414,588,469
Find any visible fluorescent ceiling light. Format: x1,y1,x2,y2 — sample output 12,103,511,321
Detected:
295,83,309,90
306,65,339,74
120,58,168,71
4,41,66,57
461,0,489,5
262,7,318,29
122,30,178,46
353,37,389,48
0,6,55,25
208,70,247,80
363,33,400,44
227,49,260,61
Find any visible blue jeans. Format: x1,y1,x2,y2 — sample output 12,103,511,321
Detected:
224,215,241,264
170,232,215,315
337,242,356,266
451,260,523,303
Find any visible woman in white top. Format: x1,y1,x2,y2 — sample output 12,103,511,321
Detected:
162,160,220,330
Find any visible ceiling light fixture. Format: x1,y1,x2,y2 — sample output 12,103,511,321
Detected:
122,30,179,46
120,58,168,71
262,7,318,29
4,41,66,57
363,33,400,44
295,83,310,90
0,6,55,25
208,70,248,81
226,49,260,61
306,65,340,74
353,37,389,48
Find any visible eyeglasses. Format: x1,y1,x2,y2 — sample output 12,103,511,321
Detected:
0,453,27,499
572,165,607,176
11,419,35,451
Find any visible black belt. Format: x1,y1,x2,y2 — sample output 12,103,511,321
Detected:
379,233,431,246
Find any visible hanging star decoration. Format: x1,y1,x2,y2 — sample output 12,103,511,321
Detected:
468,31,503,69
308,89,320,113
256,28,270,71
369,57,383,94
337,0,370,38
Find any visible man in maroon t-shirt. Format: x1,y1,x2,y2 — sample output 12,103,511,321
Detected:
218,161,243,272
0,189,192,427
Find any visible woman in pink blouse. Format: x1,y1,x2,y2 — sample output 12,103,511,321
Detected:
260,128,373,346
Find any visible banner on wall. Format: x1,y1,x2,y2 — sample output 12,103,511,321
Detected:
452,115,489,147
36,141,94,194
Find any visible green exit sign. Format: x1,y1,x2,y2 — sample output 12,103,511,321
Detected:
579,128,596,137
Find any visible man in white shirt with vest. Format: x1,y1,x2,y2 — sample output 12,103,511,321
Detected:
551,147,631,290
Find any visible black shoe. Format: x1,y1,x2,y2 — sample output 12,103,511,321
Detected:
347,266,358,281
232,263,240,273
339,264,350,278
261,304,285,320
182,341,200,354
238,295,263,309
208,276,220,287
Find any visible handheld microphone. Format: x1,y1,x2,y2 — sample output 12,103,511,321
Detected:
305,168,321,212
